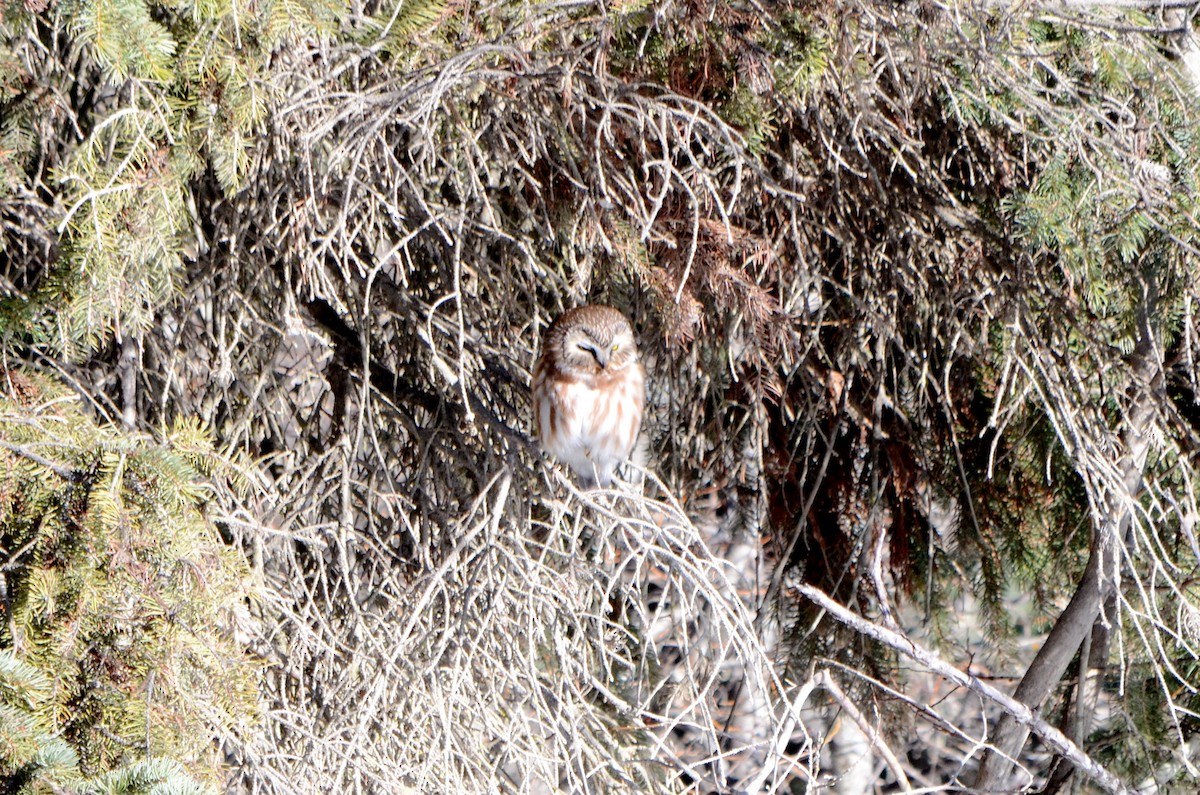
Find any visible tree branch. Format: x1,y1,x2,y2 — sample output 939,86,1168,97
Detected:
798,584,1134,795
0,440,81,481
974,288,1162,790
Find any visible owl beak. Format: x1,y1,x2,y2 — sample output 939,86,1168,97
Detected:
595,347,610,369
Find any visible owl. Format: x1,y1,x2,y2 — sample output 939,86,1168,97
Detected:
531,305,645,487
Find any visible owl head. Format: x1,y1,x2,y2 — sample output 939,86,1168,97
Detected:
543,305,639,378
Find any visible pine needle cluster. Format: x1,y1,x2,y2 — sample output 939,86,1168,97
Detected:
0,372,260,791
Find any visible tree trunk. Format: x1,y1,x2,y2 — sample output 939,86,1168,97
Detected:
973,296,1161,790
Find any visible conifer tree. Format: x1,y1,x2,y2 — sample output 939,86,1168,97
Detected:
0,373,259,790
2,0,1200,792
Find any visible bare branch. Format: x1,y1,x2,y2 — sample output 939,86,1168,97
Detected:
799,584,1135,795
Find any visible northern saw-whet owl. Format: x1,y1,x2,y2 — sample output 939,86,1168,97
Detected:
531,305,645,487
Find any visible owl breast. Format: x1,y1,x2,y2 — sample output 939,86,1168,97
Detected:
533,363,645,487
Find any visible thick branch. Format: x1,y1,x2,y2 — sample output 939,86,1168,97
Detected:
1166,7,1200,91
798,584,1133,795
1040,592,1119,794
971,531,1116,789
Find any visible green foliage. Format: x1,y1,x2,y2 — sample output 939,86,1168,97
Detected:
1005,146,1196,354
68,0,177,82
0,649,83,791
610,13,673,86
765,12,831,100
80,758,213,795
0,372,261,788
1,0,347,357
979,16,1200,340
0,29,42,217
719,85,774,157
0,651,217,795
0,116,34,197
367,0,453,62
50,141,190,355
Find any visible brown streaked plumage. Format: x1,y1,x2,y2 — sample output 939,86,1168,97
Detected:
531,305,645,487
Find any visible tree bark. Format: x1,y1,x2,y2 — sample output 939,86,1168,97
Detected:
1039,591,1119,794
971,531,1118,790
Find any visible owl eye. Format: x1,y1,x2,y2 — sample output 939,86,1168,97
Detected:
611,342,620,353
576,342,600,361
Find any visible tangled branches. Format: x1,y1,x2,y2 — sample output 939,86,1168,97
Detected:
5,0,1200,791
